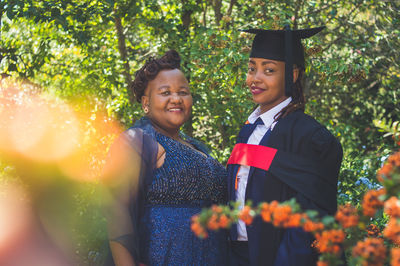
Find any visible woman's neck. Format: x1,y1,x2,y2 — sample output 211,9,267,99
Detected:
148,117,180,140
258,96,289,115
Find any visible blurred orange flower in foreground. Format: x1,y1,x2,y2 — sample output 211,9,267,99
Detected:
377,151,400,183
316,261,329,266
362,189,385,217
391,247,400,266
335,203,359,228
207,214,220,230
383,218,400,245
271,205,292,227
366,224,380,237
314,229,345,255
384,196,400,217
218,214,230,229
191,215,208,239
260,201,278,222
303,219,324,233
352,238,386,266
239,206,253,225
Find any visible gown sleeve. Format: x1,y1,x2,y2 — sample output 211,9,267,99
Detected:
269,126,343,214
272,126,343,266
102,128,157,264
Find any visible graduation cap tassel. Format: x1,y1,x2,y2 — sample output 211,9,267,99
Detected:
284,24,293,97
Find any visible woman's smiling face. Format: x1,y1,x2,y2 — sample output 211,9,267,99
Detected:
246,58,289,114
142,68,192,133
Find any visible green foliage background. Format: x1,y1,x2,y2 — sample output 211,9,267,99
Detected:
1,0,399,264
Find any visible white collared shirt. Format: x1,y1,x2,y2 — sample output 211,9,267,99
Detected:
236,97,292,241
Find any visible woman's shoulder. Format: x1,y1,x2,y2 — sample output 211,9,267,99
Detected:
119,117,159,147
273,111,342,159
280,110,328,132
278,110,340,145
113,119,158,165
287,110,322,128
181,133,211,155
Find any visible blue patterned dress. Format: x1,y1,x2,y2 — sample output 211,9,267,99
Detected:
137,131,228,265
103,117,228,266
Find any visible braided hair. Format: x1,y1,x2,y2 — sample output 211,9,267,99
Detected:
274,67,305,120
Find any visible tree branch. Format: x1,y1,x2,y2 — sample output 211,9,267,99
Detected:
212,0,222,25
293,0,306,29
321,3,363,52
306,0,342,16
181,0,193,30
227,0,237,17
202,0,207,27
181,0,194,136
114,16,134,105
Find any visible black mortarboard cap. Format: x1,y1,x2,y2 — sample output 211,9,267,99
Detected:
242,25,325,96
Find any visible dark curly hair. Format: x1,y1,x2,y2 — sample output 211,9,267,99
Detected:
131,50,181,103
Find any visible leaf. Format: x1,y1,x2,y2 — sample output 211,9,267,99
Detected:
51,7,61,18
7,6,15,20
305,210,319,219
7,63,17,72
321,216,335,225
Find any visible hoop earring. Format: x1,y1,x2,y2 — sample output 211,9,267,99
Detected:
144,106,149,113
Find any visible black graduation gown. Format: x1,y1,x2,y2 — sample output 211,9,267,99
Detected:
227,110,343,266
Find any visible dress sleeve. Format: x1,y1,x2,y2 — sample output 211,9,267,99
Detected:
102,128,156,264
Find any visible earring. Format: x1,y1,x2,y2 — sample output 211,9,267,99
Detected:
144,106,149,113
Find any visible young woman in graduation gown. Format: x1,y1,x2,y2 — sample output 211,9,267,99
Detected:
227,27,343,266
102,50,228,266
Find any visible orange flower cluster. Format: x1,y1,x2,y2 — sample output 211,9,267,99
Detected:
384,196,400,217
207,214,219,230
392,247,400,266
239,206,253,225
387,151,400,167
316,261,329,266
191,215,208,238
260,202,301,227
303,219,324,233
335,203,359,228
314,229,345,254
362,189,386,217
383,218,400,245
377,151,400,183
352,238,386,266
206,213,231,230
206,205,232,230
211,205,223,213
260,201,305,228
366,224,380,237
219,214,230,228
260,201,278,222
271,204,293,227
394,135,400,147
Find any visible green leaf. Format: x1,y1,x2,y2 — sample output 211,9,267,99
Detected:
321,216,335,225
7,7,15,20
7,63,17,72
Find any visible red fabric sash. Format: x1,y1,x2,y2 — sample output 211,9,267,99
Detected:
228,143,277,171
